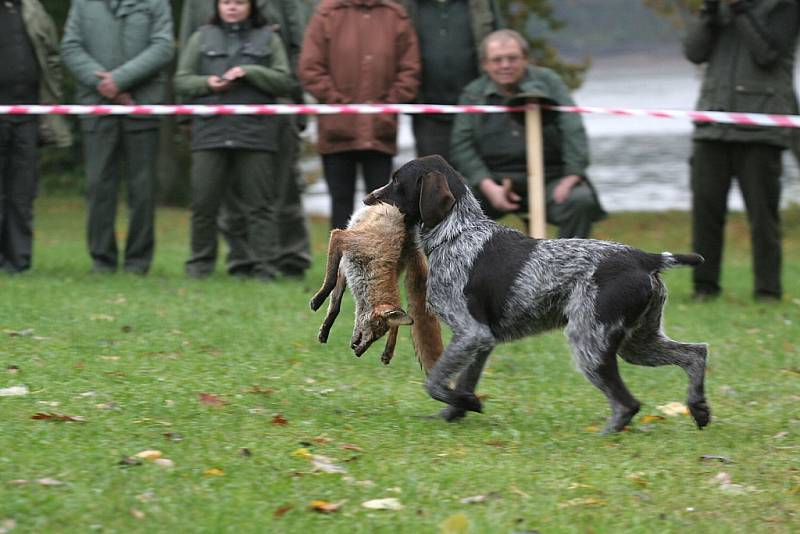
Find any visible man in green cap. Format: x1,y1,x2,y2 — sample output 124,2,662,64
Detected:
61,0,174,274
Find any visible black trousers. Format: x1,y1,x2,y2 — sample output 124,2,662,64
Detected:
412,115,454,162
0,119,38,273
321,150,392,230
690,140,783,298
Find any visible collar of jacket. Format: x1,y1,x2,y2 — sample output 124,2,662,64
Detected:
480,66,538,99
220,20,253,33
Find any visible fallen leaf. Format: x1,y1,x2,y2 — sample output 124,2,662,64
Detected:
313,436,332,445
89,314,115,322
0,519,17,534
273,505,292,518
203,468,225,477
0,386,28,397
118,456,143,467
153,458,174,468
198,393,225,406
788,486,800,495
271,414,289,426
459,492,502,504
640,414,666,424
656,402,689,416
31,412,86,423
290,448,312,459
134,450,163,461
700,454,734,464
584,423,600,433
7,480,29,486
625,472,649,487
245,386,274,395
773,432,789,439
163,432,183,442
311,455,347,474
36,478,64,487
361,498,404,510
130,508,145,520
340,443,363,452
440,513,470,534
6,365,19,374
309,500,344,513
4,328,34,336
780,368,800,377
95,402,117,410
239,448,252,457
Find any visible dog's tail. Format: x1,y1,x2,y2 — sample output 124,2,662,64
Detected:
658,252,704,270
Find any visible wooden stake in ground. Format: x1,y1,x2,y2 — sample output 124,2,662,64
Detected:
525,102,546,238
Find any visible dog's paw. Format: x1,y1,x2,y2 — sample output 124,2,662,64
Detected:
439,406,467,422
453,391,482,413
689,400,711,429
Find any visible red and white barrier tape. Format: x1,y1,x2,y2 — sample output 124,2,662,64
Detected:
2,103,800,128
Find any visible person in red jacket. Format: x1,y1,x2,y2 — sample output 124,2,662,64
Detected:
299,0,420,230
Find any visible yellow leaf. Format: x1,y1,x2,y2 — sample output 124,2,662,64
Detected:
291,447,312,459
440,513,470,534
203,468,225,477
584,424,599,433
656,402,689,416
309,500,344,513
640,415,666,424
89,314,115,322
134,450,162,461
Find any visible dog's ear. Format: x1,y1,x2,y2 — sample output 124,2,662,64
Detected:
419,170,455,228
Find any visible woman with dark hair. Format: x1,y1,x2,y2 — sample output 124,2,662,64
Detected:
175,0,292,281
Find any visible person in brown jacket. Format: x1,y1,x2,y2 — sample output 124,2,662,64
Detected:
298,0,420,230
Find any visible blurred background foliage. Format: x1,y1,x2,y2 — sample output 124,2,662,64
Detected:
37,0,696,204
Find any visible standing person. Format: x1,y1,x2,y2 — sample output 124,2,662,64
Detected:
0,0,71,274
450,29,604,238
175,0,292,281
684,0,800,301
298,0,420,230
61,0,173,275
179,0,311,279
399,0,504,161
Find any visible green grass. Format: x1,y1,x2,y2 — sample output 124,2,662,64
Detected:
1,197,799,533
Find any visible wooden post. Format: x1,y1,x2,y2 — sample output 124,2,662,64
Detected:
525,103,546,238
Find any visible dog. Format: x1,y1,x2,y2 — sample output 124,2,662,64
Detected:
364,155,710,433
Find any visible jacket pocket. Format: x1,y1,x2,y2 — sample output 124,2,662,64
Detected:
733,83,786,114
321,114,356,143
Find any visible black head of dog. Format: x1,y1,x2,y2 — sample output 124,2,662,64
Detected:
364,155,469,228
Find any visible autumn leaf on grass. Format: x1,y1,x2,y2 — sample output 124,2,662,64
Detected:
130,508,145,520
558,497,608,508
361,498,404,510
273,504,292,518
309,500,344,514
198,393,225,407
459,492,502,504
244,386,274,395
290,448,312,459
311,455,347,474
31,412,86,423
89,314,115,322
780,368,800,377
134,450,163,461
656,402,689,416
0,386,28,397
271,414,289,426
640,415,666,424
340,443,363,452
203,468,225,477
625,472,649,487
1,519,17,534
440,513,470,534
4,327,34,336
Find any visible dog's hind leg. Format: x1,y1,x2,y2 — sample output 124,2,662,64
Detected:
568,326,641,434
618,280,711,428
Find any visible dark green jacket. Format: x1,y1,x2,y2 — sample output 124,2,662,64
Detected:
174,23,291,151
450,65,590,188
61,0,174,131
21,0,71,147
178,0,305,101
399,0,503,52
683,0,800,147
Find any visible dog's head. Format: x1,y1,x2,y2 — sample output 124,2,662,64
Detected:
350,304,413,357
364,155,469,228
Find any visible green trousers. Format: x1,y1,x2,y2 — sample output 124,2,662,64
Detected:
218,115,311,275
83,119,158,273
690,140,783,298
187,149,279,279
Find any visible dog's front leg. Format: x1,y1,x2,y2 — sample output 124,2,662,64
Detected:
425,329,495,417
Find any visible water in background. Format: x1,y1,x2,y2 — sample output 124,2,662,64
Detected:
301,50,800,215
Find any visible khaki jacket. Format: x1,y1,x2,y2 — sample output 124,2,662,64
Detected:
298,0,420,155
21,0,72,147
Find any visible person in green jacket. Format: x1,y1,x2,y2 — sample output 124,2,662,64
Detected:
175,0,292,281
1,0,71,274
450,29,605,238
179,0,312,279
61,0,174,275
684,0,799,302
